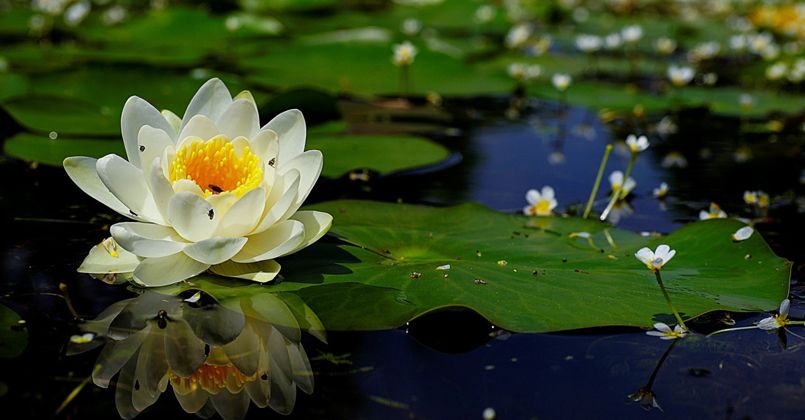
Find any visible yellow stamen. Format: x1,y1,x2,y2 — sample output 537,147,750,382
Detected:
169,136,263,197
101,237,118,258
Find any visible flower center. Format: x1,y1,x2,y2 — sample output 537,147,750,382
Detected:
169,136,263,197
535,200,552,214
170,363,257,394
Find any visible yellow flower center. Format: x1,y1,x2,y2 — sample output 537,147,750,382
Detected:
535,200,552,215
170,363,257,394
169,136,263,197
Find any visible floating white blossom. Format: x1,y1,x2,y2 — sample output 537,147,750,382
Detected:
635,244,676,272
523,186,557,216
646,322,687,340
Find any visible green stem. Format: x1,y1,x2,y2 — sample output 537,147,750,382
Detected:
583,144,613,219
706,325,759,337
600,153,637,221
399,65,410,98
655,270,688,330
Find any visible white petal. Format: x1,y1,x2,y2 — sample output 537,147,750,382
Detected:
178,115,219,143
541,186,555,200
525,189,541,204
210,260,281,283
609,171,623,186
137,126,173,176
635,247,654,264
63,156,136,219
655,244,671,260
121,96,176,168
207,192,240,219
278,150,322,214
96,155,165,224
699,210,709,220
653,322,671,332
548,198,558,211
253,171,300,234
233,220,305,263
663,249,676,264
146,157,174,221
110,222,187,258
183,237,248,265
172,179,204,195
732,226,754,241
132,253,209,287
757,316,778,330
287,211,332,254
161,110,181,136
77,240,140,274
779,299,790,317
216,188,266,237
264,109,306,166
646,331,665,337
168,192,219,242
250,129,279,164
217,99,260,140
181,78,233,130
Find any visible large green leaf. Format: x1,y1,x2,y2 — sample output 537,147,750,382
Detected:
309,134,450,177
0,303,27,358
173,201,789,333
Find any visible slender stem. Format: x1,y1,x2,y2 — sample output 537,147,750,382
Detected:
600,152,637,221
706,325,760,337
646,339,678,388
583,144,613,219
654,270,688,330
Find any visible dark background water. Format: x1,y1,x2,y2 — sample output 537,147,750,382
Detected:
1,96,804,419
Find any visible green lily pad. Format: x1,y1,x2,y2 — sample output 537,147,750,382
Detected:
274,201,787,332
0,303,27,358
309,134,450,177
3,133,124,166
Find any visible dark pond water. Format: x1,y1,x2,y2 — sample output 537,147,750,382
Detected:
1,96,804,419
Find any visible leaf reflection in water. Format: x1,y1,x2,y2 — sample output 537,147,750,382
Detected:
68,286,325,419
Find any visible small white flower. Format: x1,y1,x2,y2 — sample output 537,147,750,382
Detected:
609,171,636,198
701,72,718,86
576,34,602,53
757,299,790,330
505,23,531,49
64,0,90,27
507,63,540,82
621,25,643,44
523,186,557,216
552,73,572,92
474,5,496,23
393,41,417,66
739,94,754,109
653,182,669,199
635,244,676,272
604,33,622,50
765,62,787,80
667,65,694,87
730,34,747,51
655,37,677,55
646,322,687,340
731,226,754,242
699,202,727,220
626,134,649,153
661,151,687,168
401,18,422,36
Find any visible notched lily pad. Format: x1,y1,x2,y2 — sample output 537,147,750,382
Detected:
0,303,27,358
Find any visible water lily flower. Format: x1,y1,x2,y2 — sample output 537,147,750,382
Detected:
609,171,636,199
765,62,787,80
552,73,572,92
646,322,687,340
654,37,677,55
732,226,754,241
653,182,669,199
757,299,790,330
575,34,602,53
628,387,662,411
604,33,622,50
667,65,694,87
65,78,332,287
626,134,649,154
635,244,676,272
621,25,643,44
523,186,557,216
393,41,417,66
507,63,541,82
505,23,531,49
699,202,727,220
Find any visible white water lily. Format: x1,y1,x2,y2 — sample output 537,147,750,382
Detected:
575,34,602,53
621,25,642,44
65,78,332,287
392,41,417,66
652,182,669,199
523,186,557,216
699,202,727,220
635,244,676,272
757,299,790,330
626,134,649,153
552,73,572,92
646,322,687,340
667,65,694,87
731,226,754,241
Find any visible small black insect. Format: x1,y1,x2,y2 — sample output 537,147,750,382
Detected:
129,209,138,217
268,158,276,167
208,184,223,194
156,309,168,329
208,208,215,220
139,145,145,152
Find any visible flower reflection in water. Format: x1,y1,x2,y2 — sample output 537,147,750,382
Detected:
70,285,324,419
